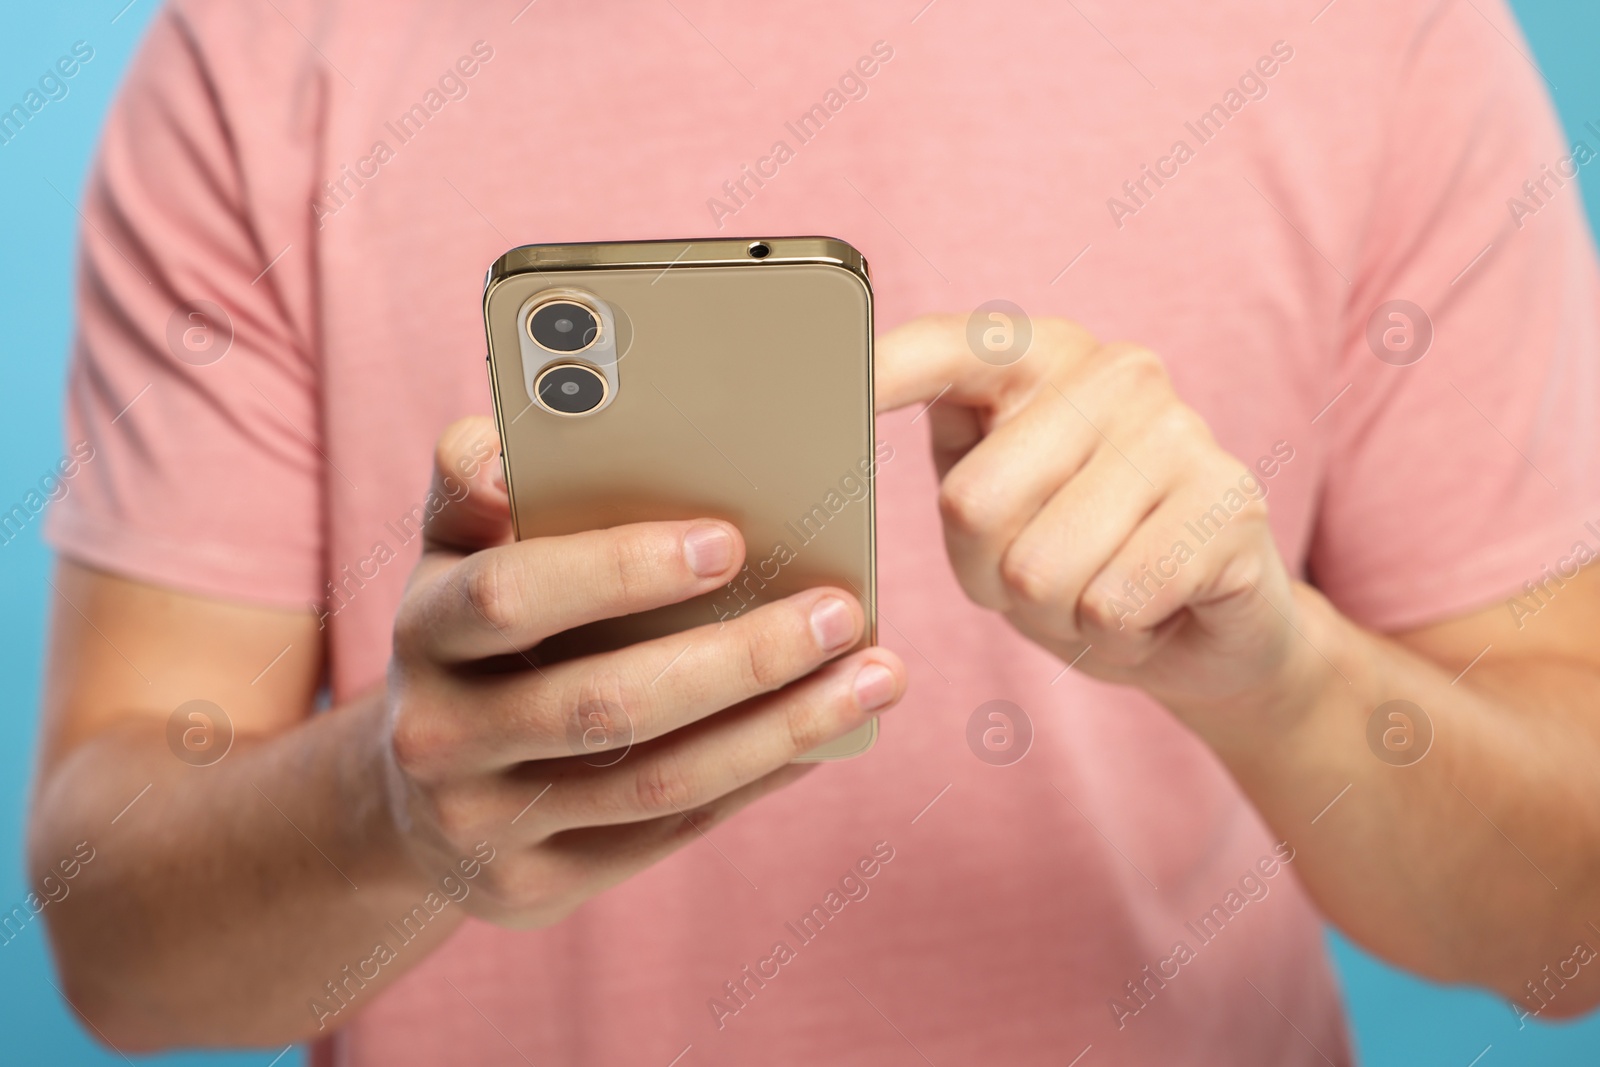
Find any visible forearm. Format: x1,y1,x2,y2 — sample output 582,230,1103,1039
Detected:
29,690,466,1050
1209,584,1600,1010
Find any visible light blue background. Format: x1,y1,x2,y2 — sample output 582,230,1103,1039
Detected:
2,2,1597,1063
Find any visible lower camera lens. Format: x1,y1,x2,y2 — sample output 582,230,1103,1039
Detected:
528,300,601,353
535,363,607,415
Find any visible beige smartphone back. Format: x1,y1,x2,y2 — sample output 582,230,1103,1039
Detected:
482,237,878,760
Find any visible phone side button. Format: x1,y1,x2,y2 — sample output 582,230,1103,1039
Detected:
485,354,514,505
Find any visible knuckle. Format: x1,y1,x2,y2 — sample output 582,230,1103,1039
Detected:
482,854,562,916
603,531,659,603
390,711,448,781
532,862,596,923
1236,493,1271,524
434,418,479,473
476,850,531,897
1228,502,1267,531
1149,404,1210,448
1198,460,1271,526
782,693,837,755
632,754,695,817
999,542,1061,607
1078,593,1125,632
391,598,430,661
937,476,994,538
461,554,521,633
430,791,482,840
472,860,515,904
737,621,794,694
1103,343,1170,390
513,666,634,759
431,436,457,483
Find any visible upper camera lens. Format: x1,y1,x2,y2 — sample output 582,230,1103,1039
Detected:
528,300,601,353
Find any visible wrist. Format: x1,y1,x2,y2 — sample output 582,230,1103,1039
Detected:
1196,583,1376,766
333,687,446,899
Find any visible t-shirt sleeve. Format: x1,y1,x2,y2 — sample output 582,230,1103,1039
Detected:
1307,0,1600,632
44,6,324,610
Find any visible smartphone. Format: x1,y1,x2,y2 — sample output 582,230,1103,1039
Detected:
481,237,880,761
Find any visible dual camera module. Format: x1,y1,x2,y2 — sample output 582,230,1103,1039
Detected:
527,299,608,415
523,244,772,416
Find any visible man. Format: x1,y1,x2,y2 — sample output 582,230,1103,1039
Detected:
28,0,1600,1063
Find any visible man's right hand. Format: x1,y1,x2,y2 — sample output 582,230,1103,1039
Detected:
379,416,906,927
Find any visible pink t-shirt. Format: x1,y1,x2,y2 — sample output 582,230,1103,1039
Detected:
48,0,1600,1063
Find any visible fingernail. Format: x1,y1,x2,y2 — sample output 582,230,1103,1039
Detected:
853,663,897,711
809,597,856,652
683,524,733,577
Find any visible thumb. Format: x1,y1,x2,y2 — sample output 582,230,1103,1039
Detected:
422,415,513,555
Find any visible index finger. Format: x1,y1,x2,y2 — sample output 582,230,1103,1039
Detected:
873,313,1096,414
421,415,514,556
403,519,745,663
